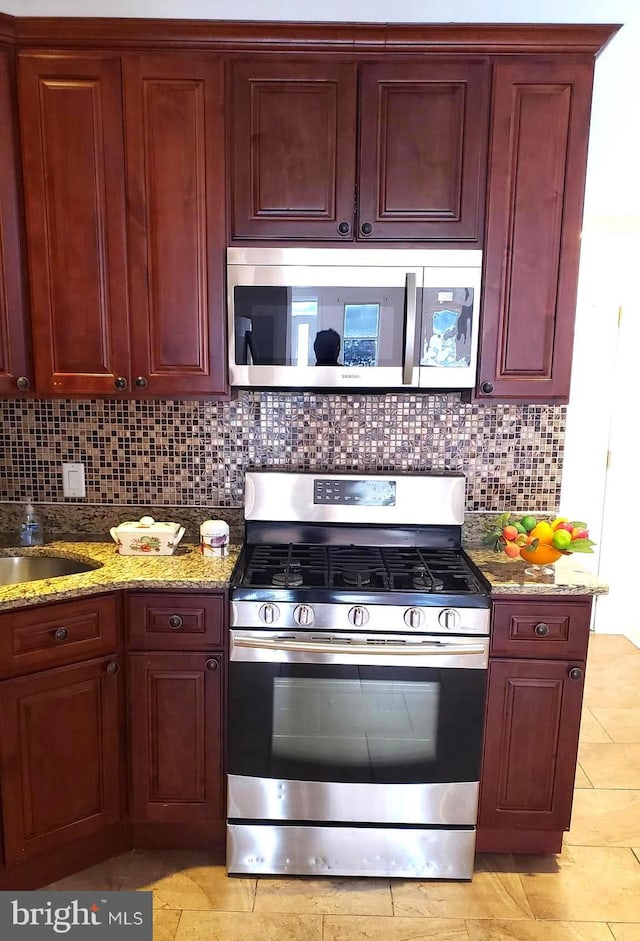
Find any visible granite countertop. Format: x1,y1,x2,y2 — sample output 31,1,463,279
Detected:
0,540,608,613
0,541,241,612
465,548,609,596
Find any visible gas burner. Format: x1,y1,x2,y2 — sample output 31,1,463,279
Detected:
272,563,304,588
411,565,444,592
342,565,372,588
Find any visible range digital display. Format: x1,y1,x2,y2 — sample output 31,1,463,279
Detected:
314,479,396,506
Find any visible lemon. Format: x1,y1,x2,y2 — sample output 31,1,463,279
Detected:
530,521,554,544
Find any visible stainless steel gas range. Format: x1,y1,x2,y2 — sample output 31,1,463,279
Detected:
226,471,490,880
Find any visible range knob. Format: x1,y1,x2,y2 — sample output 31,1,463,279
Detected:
294,604,315,626
438,608,461,631
348,605,370,627
403,607,425,629
259,603,280,625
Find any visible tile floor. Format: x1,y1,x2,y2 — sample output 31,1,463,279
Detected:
46,633,640,941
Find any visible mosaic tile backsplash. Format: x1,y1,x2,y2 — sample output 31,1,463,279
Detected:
0,392,566,520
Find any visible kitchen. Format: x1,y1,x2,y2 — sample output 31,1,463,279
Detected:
0,0,639,937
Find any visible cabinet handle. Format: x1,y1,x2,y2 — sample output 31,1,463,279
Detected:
360,222,373,236
54,627,68,641
205,658,219,672
535,622,550,636
168,614,183,630
568,666,584,681
481,381,494,394
337,221,351,236
114,376,128,391
16,376,30,391
106,661,120,675
135,376,148,389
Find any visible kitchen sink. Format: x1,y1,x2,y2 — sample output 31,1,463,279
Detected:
0,555,100,586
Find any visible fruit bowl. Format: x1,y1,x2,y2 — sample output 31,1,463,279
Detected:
484,512,595,578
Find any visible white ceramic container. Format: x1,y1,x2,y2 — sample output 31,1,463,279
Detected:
110,516,186,555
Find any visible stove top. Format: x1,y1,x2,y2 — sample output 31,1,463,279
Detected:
239,544,480,593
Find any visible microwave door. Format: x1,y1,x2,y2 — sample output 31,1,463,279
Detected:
418,263,482,389
228,262,423,389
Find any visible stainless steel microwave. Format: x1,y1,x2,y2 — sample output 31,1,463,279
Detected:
227,248,482,390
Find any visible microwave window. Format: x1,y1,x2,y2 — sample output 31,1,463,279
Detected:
233,285,406,368
420,287,475,369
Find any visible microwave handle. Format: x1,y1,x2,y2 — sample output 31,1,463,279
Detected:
403,272,419,385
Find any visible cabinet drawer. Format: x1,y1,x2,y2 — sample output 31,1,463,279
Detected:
127,592,225,650
491,598,592,660
0,594,120,678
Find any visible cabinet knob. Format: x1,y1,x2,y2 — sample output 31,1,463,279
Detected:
337,221,351,236
568,666,584,681
135,376,148,390
481,381,494,394
535,622,550,636
54,627,68,641
16,376,30,391
114,376,128,391
106,661,120,674
205,658,219,672
168,614,183,630
360,222,373,236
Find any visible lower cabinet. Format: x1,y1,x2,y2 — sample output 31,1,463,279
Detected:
126,591,227,853
477,595,592,853
0,654,123,866
128,651,223,823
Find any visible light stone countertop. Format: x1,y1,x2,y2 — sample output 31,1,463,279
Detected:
0,541,240,612
0,541,608,613
465,548,609,596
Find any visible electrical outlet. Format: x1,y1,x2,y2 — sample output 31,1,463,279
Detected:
62,462,86,499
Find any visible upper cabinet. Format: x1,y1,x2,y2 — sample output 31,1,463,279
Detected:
230,58,489,243
17,52,227,397
475,58,594,403
0,48,31,395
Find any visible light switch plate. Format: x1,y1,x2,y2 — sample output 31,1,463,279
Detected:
62,462,86,499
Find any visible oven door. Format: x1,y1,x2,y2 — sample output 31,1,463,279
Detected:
228,629,488,826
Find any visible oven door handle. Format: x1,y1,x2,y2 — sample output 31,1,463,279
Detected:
232,636,486,656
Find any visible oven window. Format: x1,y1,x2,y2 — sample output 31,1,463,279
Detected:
229,663,486,785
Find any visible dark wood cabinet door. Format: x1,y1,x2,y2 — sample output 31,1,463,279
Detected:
128,652,223,823
231,59,357,240
123,55,227,395
476,58,594,402
357,60,488,242
0,656,122,866
479,658,585,833
0,49,31,395
18,53,130,396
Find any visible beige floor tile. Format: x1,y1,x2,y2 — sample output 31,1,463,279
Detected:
119,851,256,911
390,854,533,920
583,637,640,709
466,920,615,940
566,789,640,846
579,707,612,743
153,910,182,941
578,744,640,788
609,926,640,941
254,876,392,915
590,708,640,743
174,909,322,941
634,848,640,864
44,851,136,890
574,763,594,788
517,845,640,922
323,915,469,940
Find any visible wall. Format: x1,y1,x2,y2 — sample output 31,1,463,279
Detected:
0,395,566,514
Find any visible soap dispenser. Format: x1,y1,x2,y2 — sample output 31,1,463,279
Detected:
20,500,44,547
